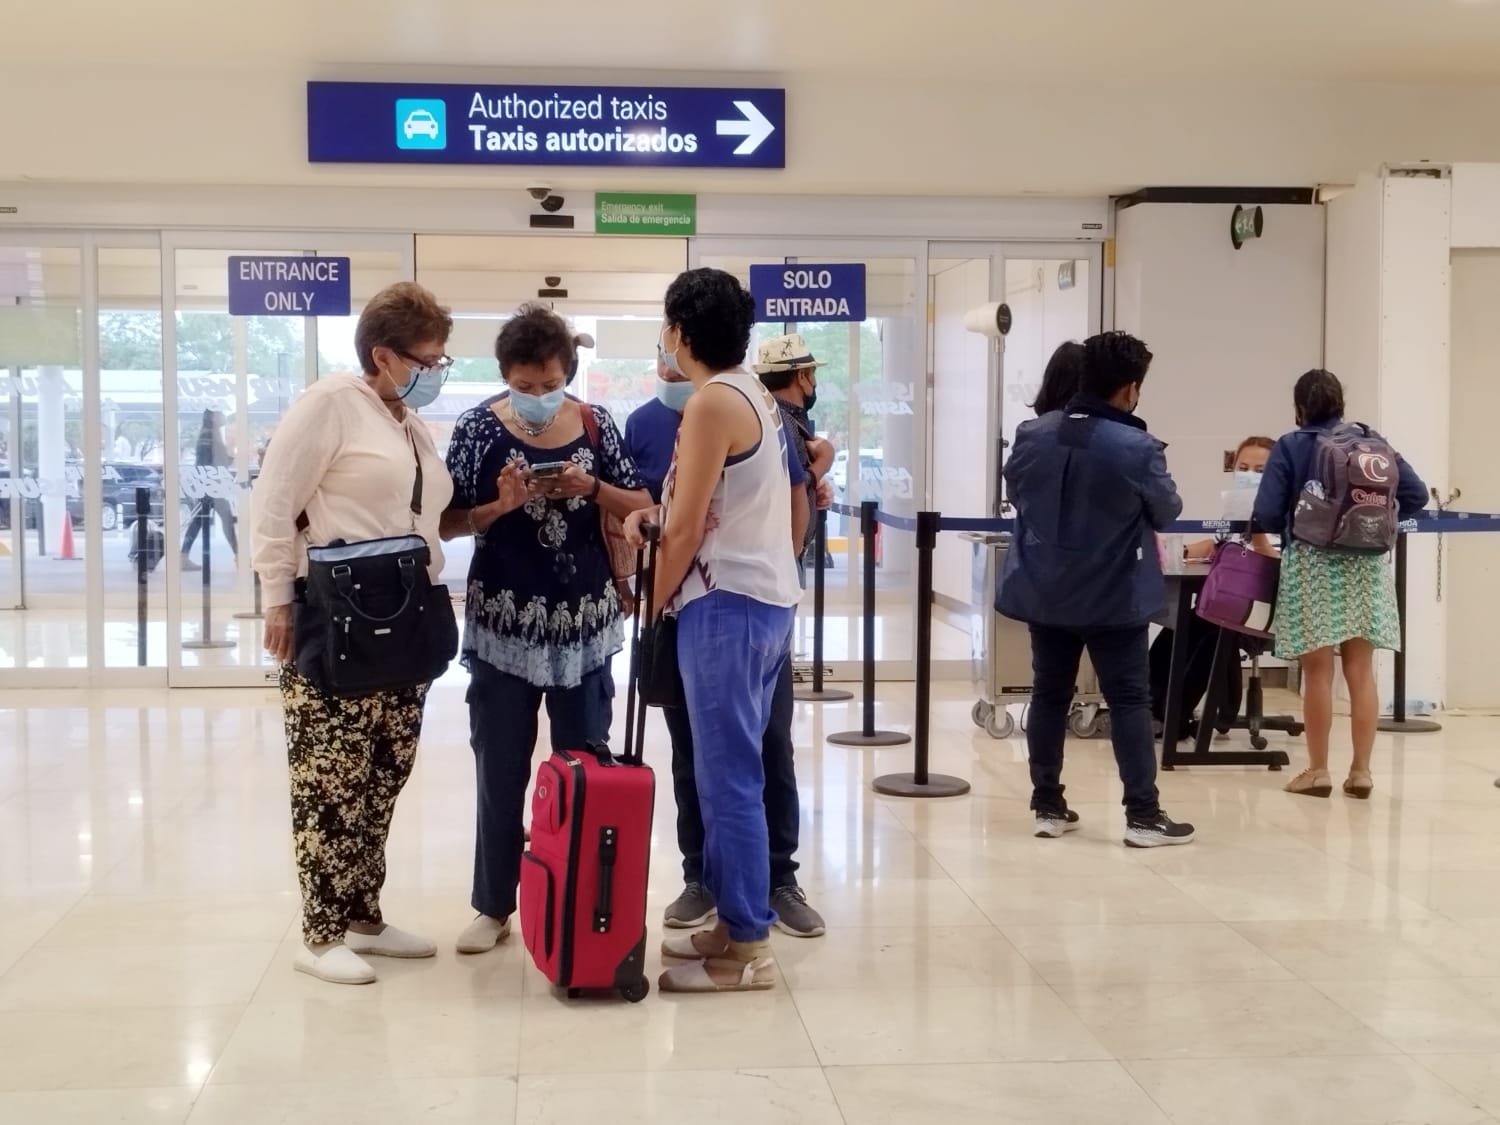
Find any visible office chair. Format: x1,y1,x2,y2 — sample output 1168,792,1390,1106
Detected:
1210,633,1305,749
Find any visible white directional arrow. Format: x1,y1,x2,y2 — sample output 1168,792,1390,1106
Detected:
716,100,776,156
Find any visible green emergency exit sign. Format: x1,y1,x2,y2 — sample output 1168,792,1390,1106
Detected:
595,192,697,235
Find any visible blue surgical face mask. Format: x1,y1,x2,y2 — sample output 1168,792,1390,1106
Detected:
511,387,566,425
656,377,694,413
1233,469,1263,490
397,361,447,411
659,332,685,378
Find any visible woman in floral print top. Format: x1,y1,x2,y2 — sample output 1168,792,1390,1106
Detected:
440,304,650,954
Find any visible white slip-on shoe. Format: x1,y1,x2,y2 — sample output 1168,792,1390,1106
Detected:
456,914,511,954
294,944,377,985
344,924,437,959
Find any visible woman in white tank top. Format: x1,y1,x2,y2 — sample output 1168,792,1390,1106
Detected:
625,269,801,994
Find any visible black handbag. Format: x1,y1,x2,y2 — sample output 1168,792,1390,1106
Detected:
632,525,683,708
292,437,458,697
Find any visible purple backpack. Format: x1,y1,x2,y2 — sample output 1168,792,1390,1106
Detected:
1289,424,1399,554
1196,542,1280,639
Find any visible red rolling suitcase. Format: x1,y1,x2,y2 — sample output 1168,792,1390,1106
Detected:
518,528,658,1002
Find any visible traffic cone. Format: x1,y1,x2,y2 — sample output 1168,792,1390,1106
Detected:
58,512,77,560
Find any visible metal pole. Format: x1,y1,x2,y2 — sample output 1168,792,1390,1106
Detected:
875,511,969,798
795,506,851,702
1378,531,1440,734
182,500,232,651
135,486,149,667
828,501,908,747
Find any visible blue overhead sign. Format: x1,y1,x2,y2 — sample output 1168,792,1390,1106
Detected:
750,264,868,323
307,81,786,170
227,256,351,317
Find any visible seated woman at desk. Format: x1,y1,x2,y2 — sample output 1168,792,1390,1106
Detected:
1149,435,1274,740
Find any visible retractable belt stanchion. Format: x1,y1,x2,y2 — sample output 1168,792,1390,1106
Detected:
182,503,233,652
828,501,910,747
875,510,970,797
795,506,852,702
1378,530,1441,734
135,487,149,667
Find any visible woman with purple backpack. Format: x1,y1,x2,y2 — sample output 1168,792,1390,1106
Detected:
1253,369,1428,800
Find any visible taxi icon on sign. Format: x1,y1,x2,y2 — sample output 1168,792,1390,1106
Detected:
395,99,447,150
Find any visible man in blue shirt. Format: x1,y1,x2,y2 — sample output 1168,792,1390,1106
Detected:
999,331,1195,849
623,349,825,938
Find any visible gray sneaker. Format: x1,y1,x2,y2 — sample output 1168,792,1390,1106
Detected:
663,882,716,929
771,885,826,938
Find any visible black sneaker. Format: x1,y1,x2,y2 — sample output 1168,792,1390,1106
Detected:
1124,812,1196,849
1034,809,1081,839
663,882,716,929
771,885,827,938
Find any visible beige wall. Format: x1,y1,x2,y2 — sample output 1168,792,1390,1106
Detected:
1445,251,1500,709
8,66,1500,196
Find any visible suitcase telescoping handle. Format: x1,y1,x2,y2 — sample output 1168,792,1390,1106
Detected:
621,522,660,767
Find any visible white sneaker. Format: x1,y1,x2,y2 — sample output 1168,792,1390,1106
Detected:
344,924,437,959
294,944,376,985
456,914,511,954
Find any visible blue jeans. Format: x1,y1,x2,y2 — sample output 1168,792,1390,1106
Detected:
664,656,800,887
466,658,614,919
1027,623,1160,820
678,591,795,943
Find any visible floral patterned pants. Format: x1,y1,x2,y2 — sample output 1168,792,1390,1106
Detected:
281,664,430,945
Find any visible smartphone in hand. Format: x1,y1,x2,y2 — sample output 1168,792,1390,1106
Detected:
528,461,569,478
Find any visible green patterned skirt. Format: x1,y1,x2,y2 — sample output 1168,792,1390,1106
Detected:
1273,542,1401,659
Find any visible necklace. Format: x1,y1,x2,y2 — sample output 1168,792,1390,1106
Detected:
510,402,557,437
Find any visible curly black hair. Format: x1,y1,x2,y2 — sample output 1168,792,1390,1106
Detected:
495,302,577,378
663,268,755,371
1293,368,1345,427
1080,331,1154,401
1032,341,1085,415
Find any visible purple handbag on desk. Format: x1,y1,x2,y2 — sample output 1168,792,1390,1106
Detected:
1195,541,1280,639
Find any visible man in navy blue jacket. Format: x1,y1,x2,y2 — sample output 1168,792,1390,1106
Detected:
999,332,1195,848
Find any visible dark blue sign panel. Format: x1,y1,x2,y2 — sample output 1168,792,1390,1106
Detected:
750,264,867,323
307,81,786,170
227,256,351,317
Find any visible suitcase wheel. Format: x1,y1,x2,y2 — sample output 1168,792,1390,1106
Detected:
619,977,650,1004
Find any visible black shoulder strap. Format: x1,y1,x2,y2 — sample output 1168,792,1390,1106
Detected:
296,427,422,535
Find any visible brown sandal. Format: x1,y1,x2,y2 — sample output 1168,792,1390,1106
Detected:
1284,769,1333,798
1344,770,1373,800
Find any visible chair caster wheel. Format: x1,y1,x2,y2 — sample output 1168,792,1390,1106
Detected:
1269,762,1282,772
1251,735,1268,750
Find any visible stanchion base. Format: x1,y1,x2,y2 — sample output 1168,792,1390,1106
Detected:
1377,717,1443,733
873,772,971,798
828,729,911,747
795,687,854,702
182,640,236,651
232,611,265,620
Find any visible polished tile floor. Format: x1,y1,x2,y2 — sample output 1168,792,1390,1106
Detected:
2,679,1500,1123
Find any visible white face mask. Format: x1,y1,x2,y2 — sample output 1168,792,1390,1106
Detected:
1233,469,1263,490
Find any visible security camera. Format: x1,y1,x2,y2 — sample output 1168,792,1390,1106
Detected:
540,194,565,213
527,185,552,201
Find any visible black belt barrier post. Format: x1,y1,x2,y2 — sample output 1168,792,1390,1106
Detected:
795,506,852,703
234,571,264,622
182,502,233,652
875,511,970,797
828,501,910,747
135,487,149,667
1378,530,1441,734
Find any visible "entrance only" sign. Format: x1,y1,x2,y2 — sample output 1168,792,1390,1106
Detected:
227,256,352,317
749,264,867,323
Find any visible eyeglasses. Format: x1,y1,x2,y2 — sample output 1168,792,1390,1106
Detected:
400,352,454,373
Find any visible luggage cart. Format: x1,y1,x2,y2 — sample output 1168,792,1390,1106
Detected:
963,532,1108,740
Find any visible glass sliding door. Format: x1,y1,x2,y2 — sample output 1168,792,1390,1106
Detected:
162,233,412,687
0,238,88,681
690,238,928,682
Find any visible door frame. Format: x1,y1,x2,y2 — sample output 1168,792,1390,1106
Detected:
161,230,415,688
